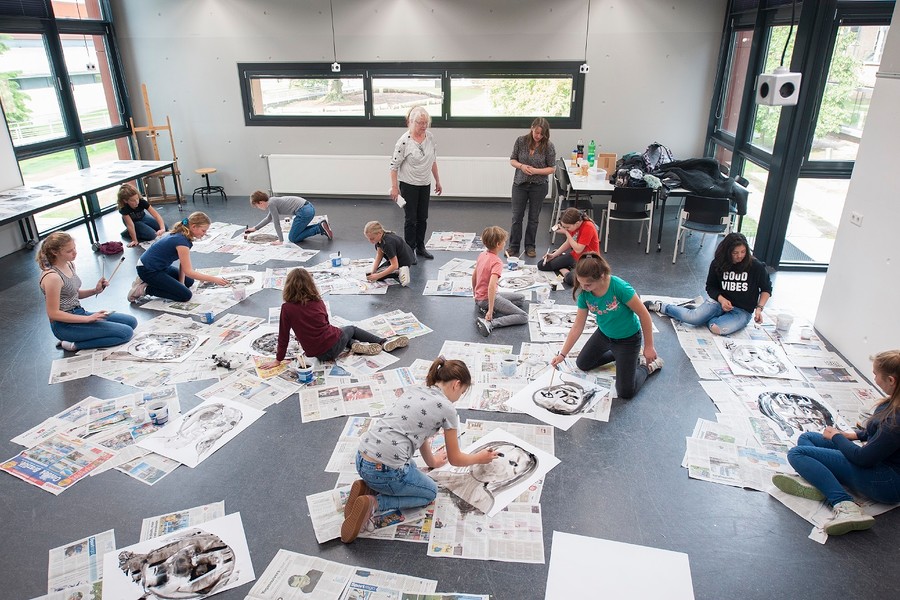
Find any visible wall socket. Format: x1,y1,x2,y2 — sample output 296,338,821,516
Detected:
850,211,864,227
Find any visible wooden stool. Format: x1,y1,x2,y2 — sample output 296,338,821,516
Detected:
192,167,227,204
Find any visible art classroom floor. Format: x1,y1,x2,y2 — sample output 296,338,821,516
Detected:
1,196,894,600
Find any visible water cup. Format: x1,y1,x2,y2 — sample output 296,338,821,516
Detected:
570,151,578,166
232,284,247,301
500,356,517,378
147,401,169,426
297,366,314,384
200,312,215,324
330,253,342,268
535,286,550,303
775,313,794,333
507,256,520,271
800,326,813,340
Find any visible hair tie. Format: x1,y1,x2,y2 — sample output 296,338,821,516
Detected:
181,218,189,226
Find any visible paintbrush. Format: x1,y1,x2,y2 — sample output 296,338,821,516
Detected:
103,256,126,288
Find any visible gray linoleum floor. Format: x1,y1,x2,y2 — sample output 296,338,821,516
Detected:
1,196,894,600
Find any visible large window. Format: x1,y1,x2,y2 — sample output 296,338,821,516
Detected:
1,0,132,235
239,62,585,129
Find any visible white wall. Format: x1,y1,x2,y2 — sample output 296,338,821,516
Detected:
816,1,900,376
108,0,726,196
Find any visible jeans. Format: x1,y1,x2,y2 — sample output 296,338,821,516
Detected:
788,432,900,506
125,213,164,242
576,329,648,399
663,299,752,335
475,292,527,328
510,181,548,250
138,265,195,302
537,252,576,286
400,182,431,249
50,308,138,350
356,452,438,511
317,326,386,361
288,201,323,243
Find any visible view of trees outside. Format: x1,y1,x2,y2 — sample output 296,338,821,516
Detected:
251,76,572,119
739,24,888,263
452,77,572,117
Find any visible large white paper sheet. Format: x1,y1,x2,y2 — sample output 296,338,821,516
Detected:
506,368,610,430
137,398,264,468
101,512,254,599
429,428,559,516
544,531,695,600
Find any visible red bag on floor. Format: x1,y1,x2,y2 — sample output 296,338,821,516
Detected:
97,241,124,255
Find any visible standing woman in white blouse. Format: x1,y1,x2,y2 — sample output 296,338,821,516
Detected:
389,106,442,259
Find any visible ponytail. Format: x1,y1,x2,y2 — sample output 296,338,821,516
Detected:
571,253,611,301
35,232,73,270
425,356,472,388
170,211,210,240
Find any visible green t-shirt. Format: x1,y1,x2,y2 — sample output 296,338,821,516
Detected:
576,275,640,339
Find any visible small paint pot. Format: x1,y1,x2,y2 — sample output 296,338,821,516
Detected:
147,401,169,426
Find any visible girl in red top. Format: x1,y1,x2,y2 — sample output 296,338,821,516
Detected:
537,208,600,286
268,268,408,364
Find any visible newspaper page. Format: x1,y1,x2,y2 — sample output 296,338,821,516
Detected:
683,436,785,491
115,451,181,485
427,495,544,563
196,365,297,411
139,500,226,541
305,486,428,544
325,416,373,473
245,550,354,600
47,529,115,593
2,433,114,494
48,352,97,384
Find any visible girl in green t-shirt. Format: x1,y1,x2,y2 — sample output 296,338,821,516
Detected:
550,253,663,399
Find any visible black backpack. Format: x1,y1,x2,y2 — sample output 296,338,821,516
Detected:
612,153,647,187
642,142,675,173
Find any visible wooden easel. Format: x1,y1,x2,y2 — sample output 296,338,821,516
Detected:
129,84,183,204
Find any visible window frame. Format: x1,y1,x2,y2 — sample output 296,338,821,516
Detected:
238,61,585,129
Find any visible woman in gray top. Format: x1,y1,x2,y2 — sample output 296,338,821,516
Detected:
246,190,333,244
508,117,556,257
389,106,443,259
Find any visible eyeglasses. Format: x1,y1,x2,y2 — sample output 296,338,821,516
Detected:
578,252,602,261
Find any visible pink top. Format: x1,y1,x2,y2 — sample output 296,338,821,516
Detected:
473,250,504,301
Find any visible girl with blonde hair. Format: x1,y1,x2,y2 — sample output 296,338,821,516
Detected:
128,212,228,302
363,221,415,287
37,232,137,351
773,350,900,535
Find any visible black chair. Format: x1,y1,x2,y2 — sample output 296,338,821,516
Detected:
600,186,655,254
672,195,734,263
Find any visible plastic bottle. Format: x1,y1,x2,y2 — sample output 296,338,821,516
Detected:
587,140,596,167
576,138,584,159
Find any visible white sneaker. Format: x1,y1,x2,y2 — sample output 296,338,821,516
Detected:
127,276,147,302
824,501,875,536
398,266,410,287
643,300,664,316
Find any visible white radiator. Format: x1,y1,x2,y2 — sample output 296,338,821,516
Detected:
264,154,527,199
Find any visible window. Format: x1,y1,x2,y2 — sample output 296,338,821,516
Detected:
715,29,754,137
0,32,68,147
239,62,585,128
1,0,133,237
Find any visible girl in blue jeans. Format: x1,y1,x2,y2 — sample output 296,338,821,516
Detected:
550,253,662,399
645,233,772,336
341,357,498,543
773,350,900,536
245,190,332,244
130,212,228,302
38,232,137,351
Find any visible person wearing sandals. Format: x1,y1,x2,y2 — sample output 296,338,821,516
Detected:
340,357,498,543
264,268,408,369
772,350,900,535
